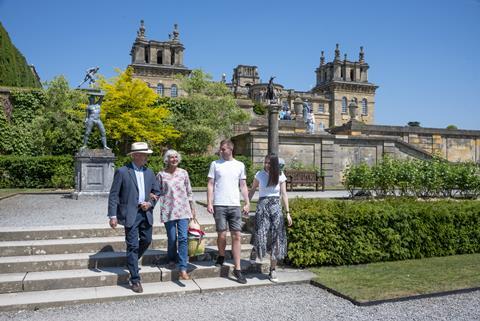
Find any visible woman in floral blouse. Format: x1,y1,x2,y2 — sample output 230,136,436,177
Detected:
153,149,196,280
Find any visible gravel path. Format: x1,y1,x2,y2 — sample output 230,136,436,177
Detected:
0,190,349,227
1,192,478,320
0,194,214,227
0,283,478,321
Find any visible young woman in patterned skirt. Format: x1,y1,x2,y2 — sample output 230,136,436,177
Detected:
248,154,292,282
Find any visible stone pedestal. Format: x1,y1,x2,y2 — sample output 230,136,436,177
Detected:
72,149,116,199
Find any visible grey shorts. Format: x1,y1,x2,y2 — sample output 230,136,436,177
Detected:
213,206,242,232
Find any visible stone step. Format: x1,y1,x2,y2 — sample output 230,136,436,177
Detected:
0,223,218,241
0,245,254,273
0,269,315,311
0,260,266,294
0,232,252,256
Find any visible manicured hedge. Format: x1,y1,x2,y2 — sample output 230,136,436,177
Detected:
286,198,480,267
0,154,253,188
0,155,74,188
115,154,253,187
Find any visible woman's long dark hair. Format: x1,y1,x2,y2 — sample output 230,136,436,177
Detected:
266,154,280,187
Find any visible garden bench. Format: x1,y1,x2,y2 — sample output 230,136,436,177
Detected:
284,169,325,191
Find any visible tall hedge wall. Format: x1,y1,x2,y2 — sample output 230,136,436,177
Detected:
287,198,480,267
0,155,74,188
0,154,253,188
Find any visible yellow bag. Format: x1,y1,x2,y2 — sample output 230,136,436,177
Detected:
188,218,205,256
188,237,205,257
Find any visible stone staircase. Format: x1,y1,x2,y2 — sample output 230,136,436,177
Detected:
0,222,313,311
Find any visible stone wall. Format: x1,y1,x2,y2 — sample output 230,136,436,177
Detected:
233,130,433,188
329,121,480,163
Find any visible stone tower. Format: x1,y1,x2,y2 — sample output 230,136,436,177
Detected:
312,44,378,126
231,65,260,98
129,21,191,97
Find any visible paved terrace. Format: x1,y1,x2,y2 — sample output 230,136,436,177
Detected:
0,191,478,320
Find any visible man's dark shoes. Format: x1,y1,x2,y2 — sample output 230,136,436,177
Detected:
215,255,225,267
233,269,247,284
131,282,143,293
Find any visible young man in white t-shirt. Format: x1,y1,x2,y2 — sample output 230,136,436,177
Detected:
207,139,250,284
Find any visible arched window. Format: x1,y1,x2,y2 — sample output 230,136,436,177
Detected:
318,103,325,113
144,49,149,63
157,84,164,96
341,97,347,113
362,98,368,115
157,51,163,64
171,84,178,97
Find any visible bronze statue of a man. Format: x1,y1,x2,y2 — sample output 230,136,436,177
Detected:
82,94,109,150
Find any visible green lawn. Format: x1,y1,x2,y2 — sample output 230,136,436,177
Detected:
311,254,480,302
0,188,64,199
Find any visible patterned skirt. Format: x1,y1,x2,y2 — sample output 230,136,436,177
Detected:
253,196,287,261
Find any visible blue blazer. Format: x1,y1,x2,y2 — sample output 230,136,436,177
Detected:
108,163,160,228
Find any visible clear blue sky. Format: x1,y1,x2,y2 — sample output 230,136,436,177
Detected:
1,0,479,129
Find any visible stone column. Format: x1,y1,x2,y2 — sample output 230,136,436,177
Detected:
268,103,281,156
163,48,171,65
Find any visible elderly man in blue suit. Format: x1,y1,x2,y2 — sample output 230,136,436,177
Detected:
108,142,160,293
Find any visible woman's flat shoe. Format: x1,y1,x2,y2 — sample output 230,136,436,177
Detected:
179,271,190,280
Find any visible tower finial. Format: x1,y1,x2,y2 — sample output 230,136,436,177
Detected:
137,20,146,39
344,53,347,62
320,51,325,65
359,46,365,63
172,23,179,41
334,43,340,61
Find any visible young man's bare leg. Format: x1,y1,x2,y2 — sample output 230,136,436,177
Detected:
215,231,227,266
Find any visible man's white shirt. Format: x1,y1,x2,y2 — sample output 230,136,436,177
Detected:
133,164,145,204
208,158,246,206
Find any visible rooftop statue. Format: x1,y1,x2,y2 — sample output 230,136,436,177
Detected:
265,76,276,102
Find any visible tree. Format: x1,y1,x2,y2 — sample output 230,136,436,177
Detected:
165,69,250,154
446,124,458,130
407,121,421,127
100,67,180,154
0,22,41,88
32,76,85,155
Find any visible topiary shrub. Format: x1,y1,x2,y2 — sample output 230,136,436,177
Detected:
286,198,480,267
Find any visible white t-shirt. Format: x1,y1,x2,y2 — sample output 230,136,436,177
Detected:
208,158,246,206
255,170,287,197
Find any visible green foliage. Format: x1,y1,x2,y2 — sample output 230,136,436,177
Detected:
165,69,250,154
446,124,458,130
0,22,41,88
33,76,86,155
343,162,373,196
100,67,180,154
0,155,74,188
115,154,253,187
287,198,480,267
9,90,45,123
285,159,324,177
0,82,86,156
0,90,45,155
252,102,267,115
343,157,480,199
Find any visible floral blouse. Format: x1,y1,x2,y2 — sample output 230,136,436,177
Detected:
157,168,193,223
